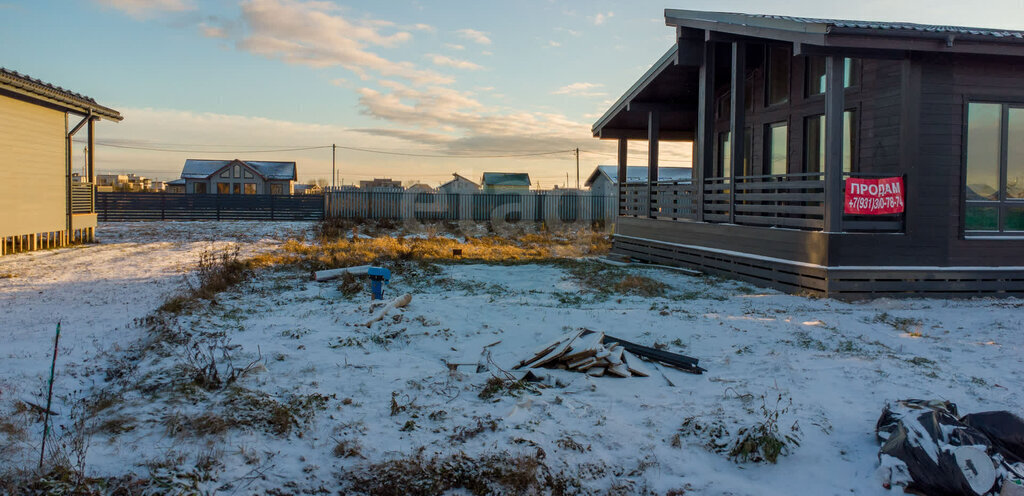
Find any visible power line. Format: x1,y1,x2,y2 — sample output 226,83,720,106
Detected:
90,142,333,153
83,139,576,159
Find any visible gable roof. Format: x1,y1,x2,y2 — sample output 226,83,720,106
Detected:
664,10,1024,56
0,68,122,120
585,165,692,187
481,172,531,187
440,173,479,188
181,159,297,181
666,10,1024,41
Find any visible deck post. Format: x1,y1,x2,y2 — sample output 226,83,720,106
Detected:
729,41,746,225
617,138,627,216
695,39,715,223
823,55,846,233
87,118,95,213
647,110,660,219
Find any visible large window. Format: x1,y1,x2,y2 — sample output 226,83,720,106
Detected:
217,183,230,194
244,183,257,195
717,129,753,178
718,132,731,179
766,46,790,106
194,183,207,194
766,122,788,175
965,102,1024,233
806,57,861,96
804,110,857,173
232,183,242,195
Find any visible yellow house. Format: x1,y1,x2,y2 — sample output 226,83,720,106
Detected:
0,69,122,255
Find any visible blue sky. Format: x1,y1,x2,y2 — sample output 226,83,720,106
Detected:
2,0,1023,186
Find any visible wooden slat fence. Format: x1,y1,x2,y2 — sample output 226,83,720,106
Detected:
97,192,324,221
325,190,617,223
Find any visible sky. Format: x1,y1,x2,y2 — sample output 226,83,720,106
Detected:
2,0,1024,187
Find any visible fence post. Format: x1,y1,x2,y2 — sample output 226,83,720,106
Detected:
215,194,221,221
160,193,166,221
270,194,275,221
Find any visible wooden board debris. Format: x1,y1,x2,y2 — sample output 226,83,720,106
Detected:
512,328,704,379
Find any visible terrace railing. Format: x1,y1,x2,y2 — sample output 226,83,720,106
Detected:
652,180,697,220
731,172,826,230
618,171,905,233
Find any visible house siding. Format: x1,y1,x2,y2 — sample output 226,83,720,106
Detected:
0,94,67,238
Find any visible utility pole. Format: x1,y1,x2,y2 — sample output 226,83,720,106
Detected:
332,144,336,190
575,147,580,190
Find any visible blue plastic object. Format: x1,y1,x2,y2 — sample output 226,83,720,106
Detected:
367,267,391,300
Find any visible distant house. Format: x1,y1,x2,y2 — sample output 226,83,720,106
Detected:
293,183,323,195
149,180,166,192
481,172,531,193
438,173,480,194
359,178,402,190
0,68,122,255
584,165,692,196
179,159,296,195
96,174,128,188
406,183,436,193
165,178,186,194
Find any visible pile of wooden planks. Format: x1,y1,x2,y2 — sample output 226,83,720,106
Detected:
512,329,651,378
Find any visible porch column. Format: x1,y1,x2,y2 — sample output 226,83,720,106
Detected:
729,41,746,225
617,138,627,215
647,110,659,219
823,55,846,233
695,39,715,223
88,117,95,212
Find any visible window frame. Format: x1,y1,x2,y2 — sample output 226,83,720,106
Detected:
962,98,1024,237
765,120,790,175
765,45,791,108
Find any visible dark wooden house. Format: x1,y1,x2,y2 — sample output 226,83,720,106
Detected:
593,10,1024,298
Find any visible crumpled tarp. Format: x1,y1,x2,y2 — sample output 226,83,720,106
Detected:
876,399,1024,496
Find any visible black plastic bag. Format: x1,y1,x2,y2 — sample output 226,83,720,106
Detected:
877,400,999,496
962,411,1024,465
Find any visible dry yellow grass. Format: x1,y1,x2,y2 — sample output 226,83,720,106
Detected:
258,231,611,272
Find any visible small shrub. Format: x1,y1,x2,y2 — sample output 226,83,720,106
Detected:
449,416,499,443
478,376,536,400
333,438,363,458
728,394,801,464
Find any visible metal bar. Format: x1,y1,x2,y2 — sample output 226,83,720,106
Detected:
39,321,61,468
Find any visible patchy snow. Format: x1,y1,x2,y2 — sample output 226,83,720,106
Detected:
0,221,310,445
2,222,1023,495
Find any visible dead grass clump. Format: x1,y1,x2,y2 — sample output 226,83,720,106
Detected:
333,438,364,458
163,412,232,438
224,389,333,437
478,376,538,400
338,448,563,496
612,275,669,297
566,262,670,298
449,416,499,443
159,247,269,314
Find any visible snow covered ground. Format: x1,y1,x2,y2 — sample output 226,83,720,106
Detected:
1,221,1023,495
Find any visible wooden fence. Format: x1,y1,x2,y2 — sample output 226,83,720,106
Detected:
97,192,324,221
325,190,617,223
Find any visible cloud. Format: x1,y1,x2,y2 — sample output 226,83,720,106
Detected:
94,0,194,19
552,82,606,97
353,83,596,157
202,0,452,86
199,22,227,38
444,43,465,51
426,54,483,71
590,11,613,25
456,28,491,45
547,40,561,47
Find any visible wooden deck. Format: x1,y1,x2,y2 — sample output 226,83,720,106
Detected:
613,216,1024,299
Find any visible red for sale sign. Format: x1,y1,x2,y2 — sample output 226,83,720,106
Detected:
845,177,905,215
